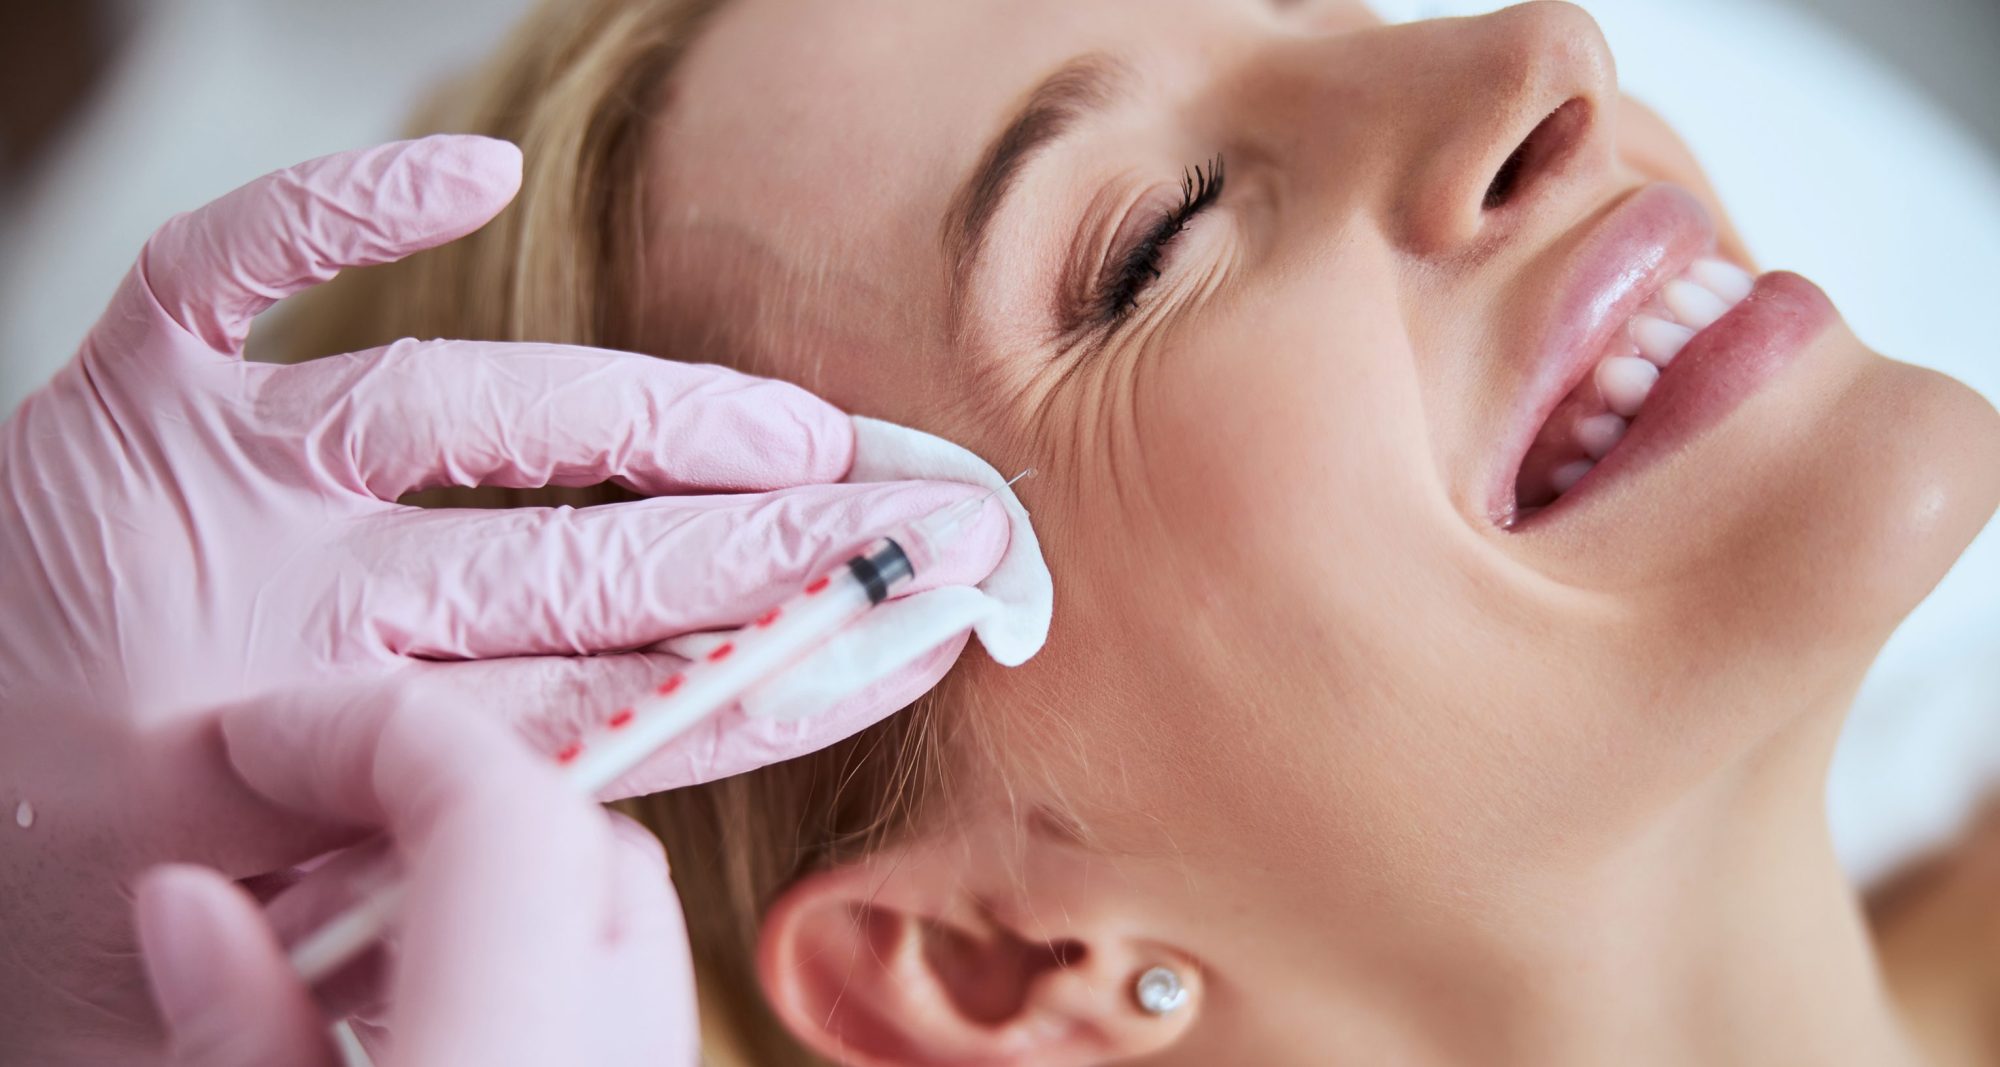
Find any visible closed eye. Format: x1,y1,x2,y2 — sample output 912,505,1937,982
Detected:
1091,155,1226,324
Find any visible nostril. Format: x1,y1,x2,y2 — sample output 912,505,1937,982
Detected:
1484,140,1532,210
1483,96,1590,211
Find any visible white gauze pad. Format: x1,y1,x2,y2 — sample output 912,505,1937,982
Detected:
664,416,1052,720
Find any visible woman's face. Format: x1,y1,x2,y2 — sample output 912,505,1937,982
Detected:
649,0,2000,1058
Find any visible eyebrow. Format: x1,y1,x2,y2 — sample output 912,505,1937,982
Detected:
941,53,1130,336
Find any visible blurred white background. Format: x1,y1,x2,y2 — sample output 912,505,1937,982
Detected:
1,0,1995,884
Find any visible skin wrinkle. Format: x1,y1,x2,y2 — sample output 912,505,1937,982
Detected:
1119,249,1239,536
1017,270,1199,548
1081,337,1154,529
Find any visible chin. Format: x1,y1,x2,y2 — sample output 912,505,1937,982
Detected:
1607,342,2000,800
1784,344,2000,653
1611,323,2000,718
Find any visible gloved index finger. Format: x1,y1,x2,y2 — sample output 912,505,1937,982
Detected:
268,339,854,501
127,136,521,358
357,479,1010,661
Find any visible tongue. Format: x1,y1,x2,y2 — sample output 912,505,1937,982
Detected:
1514,376,1612,508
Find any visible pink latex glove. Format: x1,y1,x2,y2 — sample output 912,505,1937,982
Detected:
136,682,699,1067
0,136,1007,1063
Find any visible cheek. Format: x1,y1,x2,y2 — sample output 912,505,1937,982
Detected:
1153,274,1427,539
1136,277,1501,694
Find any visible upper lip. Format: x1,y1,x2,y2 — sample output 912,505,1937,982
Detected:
1486,182,1718,522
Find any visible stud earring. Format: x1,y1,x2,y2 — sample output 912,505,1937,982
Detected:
1134,965,1190,1016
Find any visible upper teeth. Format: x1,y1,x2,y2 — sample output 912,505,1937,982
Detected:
1689,258,1755,303
1631,316,1695,365
1594,355,1659,418
1545,255,1756,495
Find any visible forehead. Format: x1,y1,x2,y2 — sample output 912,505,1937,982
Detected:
656,0,1218,320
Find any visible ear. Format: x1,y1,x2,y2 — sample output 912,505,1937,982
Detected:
758,854,1200,1066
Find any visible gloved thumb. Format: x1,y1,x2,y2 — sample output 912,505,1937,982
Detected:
136,864,339,1067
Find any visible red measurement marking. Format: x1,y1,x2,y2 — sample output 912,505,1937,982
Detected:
555,742,582,764
656,674,684,696
706,642,735,663
756,607,782,628
805,575,832,596
608,708,635,729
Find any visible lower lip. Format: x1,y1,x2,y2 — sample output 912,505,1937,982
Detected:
1516,271,1837,528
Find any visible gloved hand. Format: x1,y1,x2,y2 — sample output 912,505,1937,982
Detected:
136,682,700,1067
0,136,1007,1063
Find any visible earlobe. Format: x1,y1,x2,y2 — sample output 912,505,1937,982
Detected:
758,859,1200,1066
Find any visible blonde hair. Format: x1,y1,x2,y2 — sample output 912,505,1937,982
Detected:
280,2,963,1062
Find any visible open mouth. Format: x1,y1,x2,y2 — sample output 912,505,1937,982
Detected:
1479,178,1836,531
1485,180,1838,531
1510,254,1754,515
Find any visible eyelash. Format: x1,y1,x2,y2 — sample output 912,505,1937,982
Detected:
1095,154,1227,322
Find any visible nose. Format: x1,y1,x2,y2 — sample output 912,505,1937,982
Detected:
1263,2,1619,258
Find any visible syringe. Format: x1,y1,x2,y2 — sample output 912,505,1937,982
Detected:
286,474,1031,985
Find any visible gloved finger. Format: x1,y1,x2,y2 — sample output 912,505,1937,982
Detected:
356,479,1010,660
598,814,698,1065
217,683,614,1063
674,585,993,721
248,710,697,1033
217,681,593,863
601,813,678,944
132,136,520,358
597,635,968,797
135,865,339,1067
408,630,963,798
265,339,850,501
382,728,609,1063
211,653,671,810
417,650,682,763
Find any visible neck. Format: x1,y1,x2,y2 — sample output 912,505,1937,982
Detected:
1243,703,1926,1067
